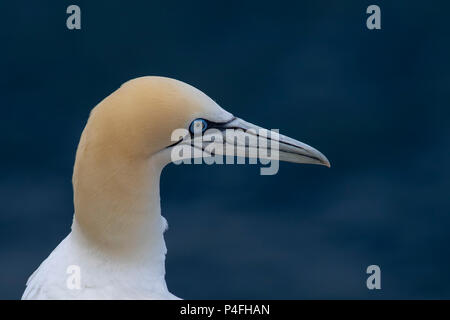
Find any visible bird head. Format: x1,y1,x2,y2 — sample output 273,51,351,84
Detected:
81,76,330,169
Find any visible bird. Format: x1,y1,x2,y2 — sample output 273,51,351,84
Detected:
22,76,329,299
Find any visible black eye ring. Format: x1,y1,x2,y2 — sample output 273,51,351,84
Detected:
189,118,208,134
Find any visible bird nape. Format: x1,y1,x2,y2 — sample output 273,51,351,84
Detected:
22,76,329,300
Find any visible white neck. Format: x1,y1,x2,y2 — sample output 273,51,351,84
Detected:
70,146,170,290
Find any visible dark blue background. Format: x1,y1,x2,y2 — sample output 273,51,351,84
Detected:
1,1,449,299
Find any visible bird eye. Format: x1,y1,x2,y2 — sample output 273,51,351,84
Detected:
189,118,208,134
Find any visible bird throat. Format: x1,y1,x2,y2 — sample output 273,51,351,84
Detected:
72,142,167,262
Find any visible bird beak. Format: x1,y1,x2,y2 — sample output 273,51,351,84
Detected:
203,117,331,167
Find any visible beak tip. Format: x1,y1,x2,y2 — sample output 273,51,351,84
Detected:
313,150,330,168
318,155,331,168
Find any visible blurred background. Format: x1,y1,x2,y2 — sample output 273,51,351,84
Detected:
1,0,449,299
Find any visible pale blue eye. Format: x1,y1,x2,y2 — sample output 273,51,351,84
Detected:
189,118,208,134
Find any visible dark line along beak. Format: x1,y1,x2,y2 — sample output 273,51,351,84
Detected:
214,117,330,167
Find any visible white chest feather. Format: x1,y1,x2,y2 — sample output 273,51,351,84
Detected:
22,217,178,300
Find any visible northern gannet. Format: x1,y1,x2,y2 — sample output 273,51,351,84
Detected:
22,76,329,299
